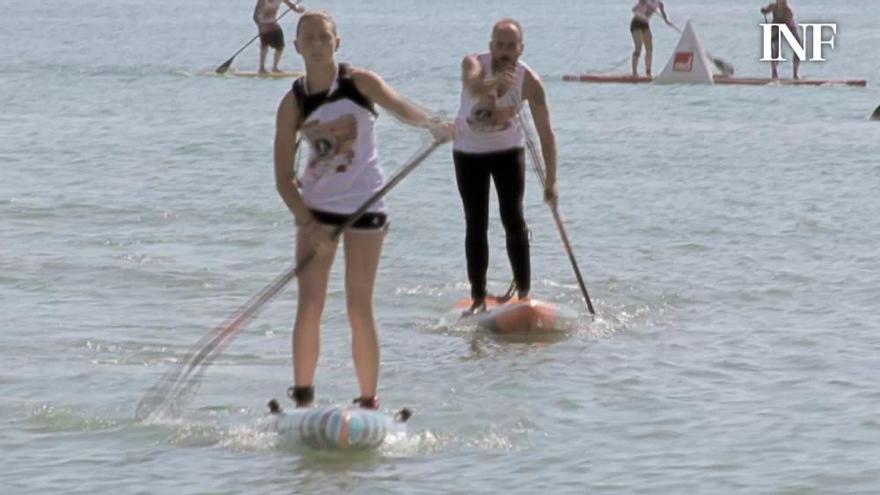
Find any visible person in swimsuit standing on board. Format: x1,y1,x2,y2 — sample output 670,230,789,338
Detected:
630,0,674,78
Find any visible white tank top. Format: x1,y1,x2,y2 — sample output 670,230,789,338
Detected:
633,0,661,20
453,53,528,154
293,65,385,214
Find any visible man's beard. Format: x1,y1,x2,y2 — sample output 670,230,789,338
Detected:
493,56,514,69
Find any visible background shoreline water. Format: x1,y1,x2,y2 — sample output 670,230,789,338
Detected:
2,1,879,493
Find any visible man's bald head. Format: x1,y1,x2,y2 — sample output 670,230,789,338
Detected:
492,18,524,43
489,18,524,68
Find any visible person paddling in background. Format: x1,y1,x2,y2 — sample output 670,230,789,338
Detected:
630,0,674,78
254,0,305,74
274,11,451,409
453,18,558,315
761,0,800,80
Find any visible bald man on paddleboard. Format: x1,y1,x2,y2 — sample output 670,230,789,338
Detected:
453,18,559,315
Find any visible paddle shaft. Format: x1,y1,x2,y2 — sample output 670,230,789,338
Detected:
216,5,297,74
190,137,444,374
518,115,597,317
136,136,448,420
294,138,447,274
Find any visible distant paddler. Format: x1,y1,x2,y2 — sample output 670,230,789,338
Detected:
629,0,674,78
760,0,800,80
254,0,305,74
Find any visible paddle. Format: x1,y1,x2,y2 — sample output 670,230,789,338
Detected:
669,23,735,76
215,3,301,75
135,135,450,421
517,113,597,318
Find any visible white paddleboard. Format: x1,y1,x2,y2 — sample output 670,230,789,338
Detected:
262,400,410,449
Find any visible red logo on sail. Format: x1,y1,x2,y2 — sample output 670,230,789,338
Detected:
673,52,694,72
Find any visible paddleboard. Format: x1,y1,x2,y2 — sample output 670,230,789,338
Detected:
562,74,653,84
214,70,303,79
563,73,867,87
263,400,409,450
713,76,867,87
455,296,562,334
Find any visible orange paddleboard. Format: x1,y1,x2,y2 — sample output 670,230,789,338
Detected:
455,296,560,334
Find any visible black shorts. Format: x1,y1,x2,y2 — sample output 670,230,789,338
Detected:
630,18,650,33
310,209,388,230
259,25,285,50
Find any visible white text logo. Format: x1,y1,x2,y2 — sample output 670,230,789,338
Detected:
760,23,837,62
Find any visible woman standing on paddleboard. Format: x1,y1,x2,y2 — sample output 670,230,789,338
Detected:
630,0,674,78
274,11,450,409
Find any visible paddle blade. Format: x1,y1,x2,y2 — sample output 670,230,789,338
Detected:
215,57,234,74
713,57,734,76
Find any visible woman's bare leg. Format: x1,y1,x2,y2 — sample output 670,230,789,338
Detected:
342,227,386,400
291,224,339,394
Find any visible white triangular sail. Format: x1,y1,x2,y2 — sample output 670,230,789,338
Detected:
655,20,714,85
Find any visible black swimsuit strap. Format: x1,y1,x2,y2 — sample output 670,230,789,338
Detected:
292,63,378,121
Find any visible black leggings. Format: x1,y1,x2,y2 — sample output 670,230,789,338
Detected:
453,148,530,301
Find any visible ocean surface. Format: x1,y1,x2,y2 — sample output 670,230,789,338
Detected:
2,0,879,493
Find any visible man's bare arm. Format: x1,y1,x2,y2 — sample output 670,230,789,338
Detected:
523,69,558,207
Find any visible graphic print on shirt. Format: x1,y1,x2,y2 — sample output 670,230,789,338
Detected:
467,91,519,133
300,114,358,182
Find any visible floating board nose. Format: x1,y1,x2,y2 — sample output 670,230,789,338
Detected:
455,297,562,334
266,403,408,450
